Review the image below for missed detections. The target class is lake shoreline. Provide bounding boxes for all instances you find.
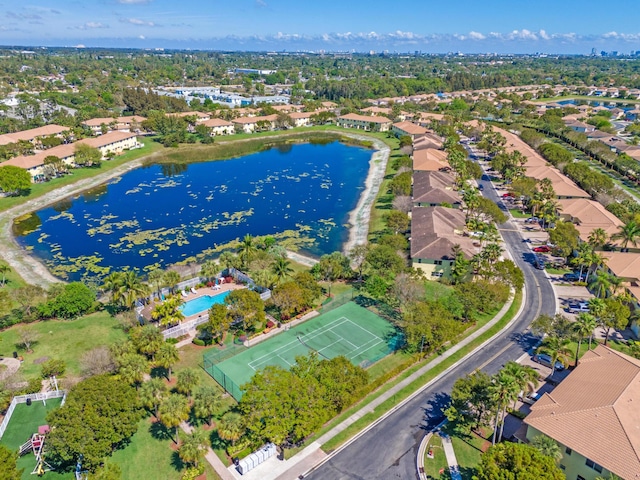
[0,130,388,286]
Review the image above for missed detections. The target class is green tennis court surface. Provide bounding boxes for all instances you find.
[204,302,402,400]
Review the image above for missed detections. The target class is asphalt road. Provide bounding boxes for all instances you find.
[305,161,557,480]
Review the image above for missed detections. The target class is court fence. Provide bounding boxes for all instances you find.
[319,287,354,313]
[202,343,246,401]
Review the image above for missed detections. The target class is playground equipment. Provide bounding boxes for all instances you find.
[18,425,53,476]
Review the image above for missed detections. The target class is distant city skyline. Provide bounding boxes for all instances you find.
[1,0,640,53]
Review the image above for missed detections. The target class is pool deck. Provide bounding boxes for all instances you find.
[141,282,245,321]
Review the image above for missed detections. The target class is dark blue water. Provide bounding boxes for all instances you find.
[15,141,372,281]
[556,99,635,112]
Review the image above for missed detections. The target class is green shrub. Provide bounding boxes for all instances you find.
[192,338,205,347]
[181,465,204,480]
[41,359,66,378]
[165,337,179,344]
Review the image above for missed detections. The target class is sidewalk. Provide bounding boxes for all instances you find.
[440,434,462,480]
[221,287,522,480]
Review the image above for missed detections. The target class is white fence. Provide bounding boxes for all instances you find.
[0,390,66,440]
[162,314,210,339]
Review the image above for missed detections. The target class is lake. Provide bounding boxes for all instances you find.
[14,141,373,281]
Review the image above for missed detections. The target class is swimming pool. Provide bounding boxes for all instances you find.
[180,291,230,317]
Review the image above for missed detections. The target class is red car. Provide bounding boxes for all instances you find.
[501,192,515,198]
[533,246,551,253]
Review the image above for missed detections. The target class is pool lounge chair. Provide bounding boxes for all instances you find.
[181,290,188,297]
[190,287,198,294]
[213,284,221,291]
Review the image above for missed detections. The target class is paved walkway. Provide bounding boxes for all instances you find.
[440,433,462,480]
[0,357,21,381]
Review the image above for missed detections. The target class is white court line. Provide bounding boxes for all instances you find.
[247,315,388,369]
[247,317,351,367]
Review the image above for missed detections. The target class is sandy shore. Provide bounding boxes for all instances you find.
[343,135,390,253]
[0,131,388,286]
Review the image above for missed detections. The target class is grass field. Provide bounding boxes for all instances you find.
[0,398,68,480]
[0,311,127,379]
[205,302,401,400]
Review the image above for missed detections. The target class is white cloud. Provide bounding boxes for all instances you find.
[256,0,267,7]
[468,31,486,40]
[121,17,157,26]
[72,22,109,30]
[139,35,145,39]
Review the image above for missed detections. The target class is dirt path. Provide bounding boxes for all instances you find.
[0,130,387,287]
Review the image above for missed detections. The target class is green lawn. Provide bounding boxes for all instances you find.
[0,398,69,480]
[0,311,127,379]
[424,434,449,479]
[449,430,486,480]
[509,209,529,219]
[424,281,454,302]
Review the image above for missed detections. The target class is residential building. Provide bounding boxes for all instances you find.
[391,121,428,139]
[564,120,595,133]
[201,118,235,136]
[232,114,278,133]
[524,165,590,199]
[3,132,139,180]
[557,198,624,244]
[412,148,449,172]
[337,113,392,132]
[0,124,70,147]
[412,171,461,208]
[601,251,640,335]
[168,111,211,123]
[82,115,146,135]
[289,111,313,127]
[410,206,479,279]
[524,345,640,480]
[413,133,444,151]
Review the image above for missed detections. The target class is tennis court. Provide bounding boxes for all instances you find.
[204,302,402,400]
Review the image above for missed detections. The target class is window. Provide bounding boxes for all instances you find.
[431,272,443,278]
[577,476,585,480]
[565,447,572,455]
[559,464,565,470]
[434,260,443,265]
[585,459,603,473]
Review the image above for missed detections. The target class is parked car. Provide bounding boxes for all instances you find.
[533,245,551,253]
[533,353,565,371]
[502,192,515,198]
[568,302,590,314]
[525,217,539,224]
[520,392,541,405]
[562,272,581,282]
[478,184,484,191]
[534,258,545,270]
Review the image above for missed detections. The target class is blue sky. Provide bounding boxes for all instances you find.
[1,0,640,53]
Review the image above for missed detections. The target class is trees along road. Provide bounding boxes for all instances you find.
[304,168,557,480]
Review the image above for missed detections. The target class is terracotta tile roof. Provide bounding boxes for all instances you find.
[0,124,69,146]
[410,206,479,260]
[558,198,623,229]
[201,118,233,127]
[338,113,391,124]
[393,121,428,136]
[362,106,392,115]
[413,133,444,150]
[232,114,278,124]
[524,165,590,198]
[83,116,146,127]
[525,345,640,479]
[168,111,210,118]
[601,252,640,281]
[288,111,313,119]
[412,148,449,171]
[412,171,461,205]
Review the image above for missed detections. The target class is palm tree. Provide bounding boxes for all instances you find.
[148,268,165,300]
[178,429,210,468]
[200,259,219,283]
[489,370,519,445]
[588,228,608,250]
[103,271,124,306]
[217,411,245,446]
[237,234,256,270]
[588,270,614,298]
[536,336,572,377]
[139,377,168,418]
[611,220,640,252]
[117,353,149,389]
[151,295,185,326]
[531,435,562,462]
[192,384,223,426]
[0,263,11,287]
[158,394,191,444]
[502,361,539,407]
[164,270,181,295]
[176,368,200,399]
[218,251,237,271]
[155,342,180,380]
[573,313,597,365]
[120,270,149,309]
[571,243,593,282]
[272,256,293,285]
